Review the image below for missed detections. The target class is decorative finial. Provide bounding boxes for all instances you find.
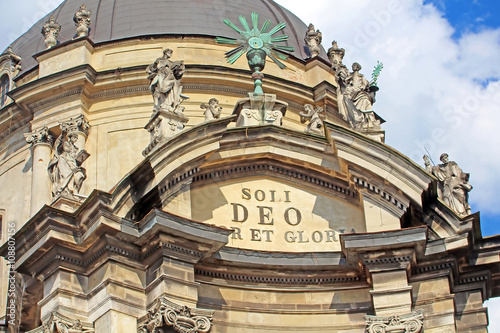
[327,40,345,69]
[216,12,295,94]
[41,16,61,49]
[73,4,92,38]
[304,23,322,58]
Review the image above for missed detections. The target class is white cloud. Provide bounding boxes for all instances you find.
[0,0,60,52]
[1,0,500,329]
[276,0,500,220]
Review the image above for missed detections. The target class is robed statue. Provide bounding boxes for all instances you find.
[48,132,89,198]
[424,153,472,217]
[146,48,186,113]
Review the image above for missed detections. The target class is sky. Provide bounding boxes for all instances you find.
[0,0,499,329]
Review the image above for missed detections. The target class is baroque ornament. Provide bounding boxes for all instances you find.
[216,12,295,94]
[38,312,94,333]
[138,297,213,333]
[146,48,188,113]
[300,104,325,135]
[59,114,90,135]
[365,309,424,333]
[200,98,222,121]
[41,16,61,49]
[73,4,91,38]
[24,126,54,146]
[304,23,322,58]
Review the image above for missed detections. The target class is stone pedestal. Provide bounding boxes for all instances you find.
[25,127,53,216]
[143,111,189,156]
[233,93,287,127]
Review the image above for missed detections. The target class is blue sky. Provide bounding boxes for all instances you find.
[425,0,500,39]
[423,0,500,236]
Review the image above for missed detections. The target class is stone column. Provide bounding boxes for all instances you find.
[24,127,54,216]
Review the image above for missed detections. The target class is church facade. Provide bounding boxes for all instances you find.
[0,1,499,332]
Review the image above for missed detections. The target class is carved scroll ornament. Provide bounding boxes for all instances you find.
[33,312,94,333]
[139,297,213,333]
[365,309,424,333]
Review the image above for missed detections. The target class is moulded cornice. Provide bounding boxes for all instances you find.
[326,120,431,206]
[33,37,95,63]
[341,227,428,266]
[8,64,97,111]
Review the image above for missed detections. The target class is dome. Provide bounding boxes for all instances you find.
[8,0,324,77]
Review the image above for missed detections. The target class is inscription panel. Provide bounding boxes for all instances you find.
[191,178,365,252]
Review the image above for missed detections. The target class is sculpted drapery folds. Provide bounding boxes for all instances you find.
[147,48,186,113]
[48,132,89,199]
[335,62,378,130]
[424,153,473,217]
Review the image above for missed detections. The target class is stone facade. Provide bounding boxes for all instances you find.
[0,1,499,333]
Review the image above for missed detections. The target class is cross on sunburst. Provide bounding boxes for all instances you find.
[216,12,295,69]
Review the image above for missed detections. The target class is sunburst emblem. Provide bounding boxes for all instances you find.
[216,12,295,93]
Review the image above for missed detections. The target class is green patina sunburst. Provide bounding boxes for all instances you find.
[216,12,295,94]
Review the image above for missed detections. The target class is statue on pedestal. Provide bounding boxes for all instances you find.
[146,48,187,113]
[424,153,473,217]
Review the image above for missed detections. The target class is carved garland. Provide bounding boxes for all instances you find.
[139,298,213,333]
[364,309,424,333]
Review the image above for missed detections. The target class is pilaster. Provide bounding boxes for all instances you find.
[341,227,427,331]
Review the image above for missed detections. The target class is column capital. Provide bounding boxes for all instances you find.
[60,114,90,137]
[24,126,54,147]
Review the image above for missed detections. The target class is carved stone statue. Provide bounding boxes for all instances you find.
[73,4,91,38]
[200,98,222,121]
[300,104,325,135]
[146,48,187,113]
[343,62,375,112]
[336,62,378,130]
[424,153,473,217]
[48,132,89,198]
[304,23,322,58]
[41,16,61,49]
